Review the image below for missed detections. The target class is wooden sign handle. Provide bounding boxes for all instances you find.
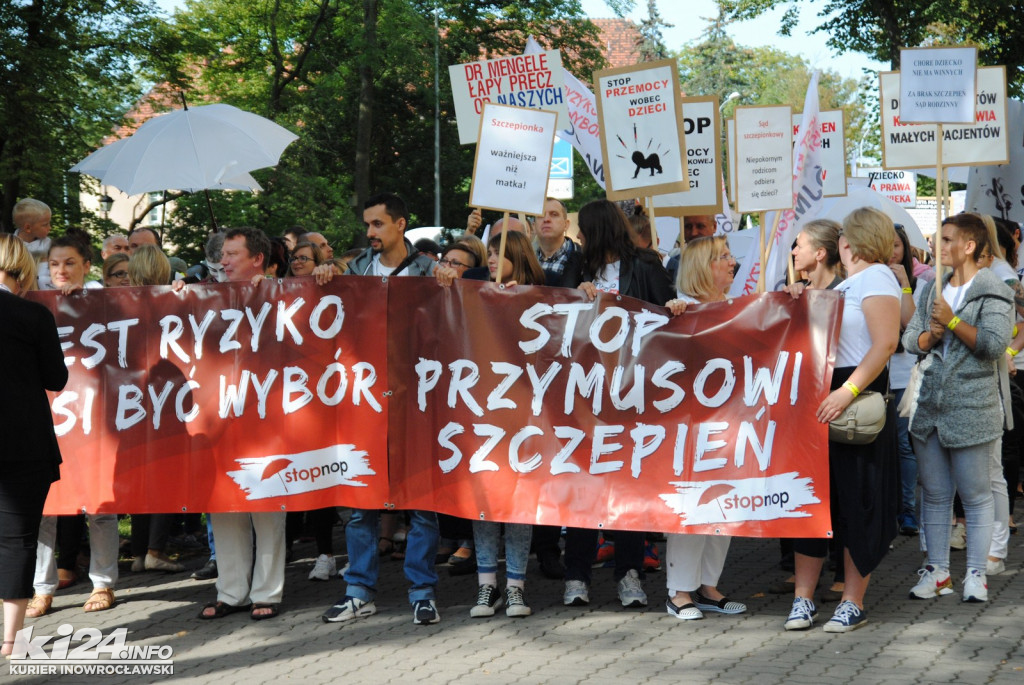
[496,211,510,285]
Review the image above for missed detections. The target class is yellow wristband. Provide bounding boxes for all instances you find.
[842,380,861,397]
[1008,347,1019,357]
[947,316,961,331]
[1014,325,1019,337]
[902,287,912,294]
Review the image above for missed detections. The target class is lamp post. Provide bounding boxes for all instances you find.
[99,193,114,219]
[720,91,740,113]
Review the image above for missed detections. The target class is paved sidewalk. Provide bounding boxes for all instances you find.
[5,524,1023,684]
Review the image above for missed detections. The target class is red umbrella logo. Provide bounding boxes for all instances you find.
[261,458,293,481]
[697,483,736,519]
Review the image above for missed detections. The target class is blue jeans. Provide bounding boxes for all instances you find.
[913,433,995,573]
[473,521,532,581]
[343,509,439,604]
[894,389,918,523]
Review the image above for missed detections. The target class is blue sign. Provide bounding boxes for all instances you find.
[549,139,573,179]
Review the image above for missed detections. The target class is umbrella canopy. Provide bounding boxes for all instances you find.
[70,103,298,195]
[820,184,929,251]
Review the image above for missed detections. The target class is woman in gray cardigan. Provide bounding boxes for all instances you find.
[903,213,1014,603]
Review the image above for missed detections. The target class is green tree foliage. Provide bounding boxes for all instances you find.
[162,0,606,262]
[636,0,673,62]
[0,0,184,233]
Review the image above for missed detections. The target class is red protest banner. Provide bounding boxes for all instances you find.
[387,279,841,538]
[31,278,390,515]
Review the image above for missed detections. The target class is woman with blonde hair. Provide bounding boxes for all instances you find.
[102,253,130,288]
[785,207,902,632]
[128,245,171,286]
[0,235,67,654]
[663,235,745,620]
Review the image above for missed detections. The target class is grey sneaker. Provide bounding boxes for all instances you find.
[505,586,532,618]
[563,580,590,606]
[470,584,502,617]
[321,596,376,623]
[617,569,647,608]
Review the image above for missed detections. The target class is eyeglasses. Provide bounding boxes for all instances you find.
[713,253,735,263]
[289,255,314,263]
[439,258,470,269]
[108,270,129,279]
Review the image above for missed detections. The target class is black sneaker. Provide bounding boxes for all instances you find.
[469,584,503,618]
[413,599,440,625]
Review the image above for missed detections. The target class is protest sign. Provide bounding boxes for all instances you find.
[388,280,841,537]
[449,50,569,145]
[37,278,841,538]
[33,278,390,515]
[653,95,723,217]
[470,103,557,216]
[899,47,977,124]
[726,117,736,205]
[733,106,793,213]
[865,168,917,207]
[594,59,688,201]
[880,66,1008,169]
[965,98,1024,223]
[792,110,846,197]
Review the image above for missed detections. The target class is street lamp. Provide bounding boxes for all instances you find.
[98,193,114,218]
[720,91,740,112]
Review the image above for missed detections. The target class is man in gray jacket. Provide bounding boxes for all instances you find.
[319,193,441,625]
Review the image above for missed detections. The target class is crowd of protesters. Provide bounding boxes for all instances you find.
[1,192,1022,656]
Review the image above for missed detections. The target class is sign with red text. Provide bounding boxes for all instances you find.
[899,47,977,124]
[653,95,723,217]
[880,66,1008,169]
[864,168,917,207]
[388,281,841,538]
[594,59,688,200]
[733,105,794,213]
[33,279,390,515]
[792,110,846,197]
[450,50,569,145]
[470,103,558,216]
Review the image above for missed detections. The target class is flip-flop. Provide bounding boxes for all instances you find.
[197,601,251,619]
[250,603,279,621]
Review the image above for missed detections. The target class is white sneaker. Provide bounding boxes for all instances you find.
[962,569,988,602]
[617,569,647,608]
[986,558,1005,575]
[144,553,185,572]
[563,580,590,606]
[308,554,337,581]
[131,557,145,573]
[909,565,954,599]
[949,522,967,550]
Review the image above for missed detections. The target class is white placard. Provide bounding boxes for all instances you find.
[880,66,1008,169]
[726,118,736,205]
[791,110,846,197]
[653,96,722,216]
[899,47,977,124]
[594,59,687,200]
[864,168,917,207]
[470,104,557,215]
[733,106,794,213]
[449,50,569,145]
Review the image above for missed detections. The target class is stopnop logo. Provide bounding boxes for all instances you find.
[227,444,375,500]
[659,472,820,525]
[8,624,173,676]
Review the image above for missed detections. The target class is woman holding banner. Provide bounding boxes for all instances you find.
[0,235,67,656]
[566,199,674,610]
[435,230,545,617]
[663,235,746,620]
[904,213,1013,603]
[785,207,902,633]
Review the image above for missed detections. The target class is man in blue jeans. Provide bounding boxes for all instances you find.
[318,192,441,625]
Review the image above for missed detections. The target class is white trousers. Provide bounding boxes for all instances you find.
[211,511,286,606]
[665,533,731,594]
[34,514,119,594]
[989,441,1010,560]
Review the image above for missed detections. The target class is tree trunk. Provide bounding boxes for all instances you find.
[352,0,378,246]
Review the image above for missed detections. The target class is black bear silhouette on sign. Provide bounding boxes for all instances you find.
[631,151,663,178]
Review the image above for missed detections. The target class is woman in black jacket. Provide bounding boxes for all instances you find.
[561,199,674,610]
[0,234,68,656]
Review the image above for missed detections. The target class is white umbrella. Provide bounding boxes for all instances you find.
[70,103,297,195]
[820,185,929,251]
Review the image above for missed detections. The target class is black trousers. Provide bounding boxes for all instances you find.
[0,475,51,599]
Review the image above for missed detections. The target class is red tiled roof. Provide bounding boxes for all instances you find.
[591,18,642,68]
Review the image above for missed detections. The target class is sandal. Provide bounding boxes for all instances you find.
[198,601,251,620]
[83,588,115,613]
[3,640,14,659]
[25,594,53,618]
[250,603,279,621]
